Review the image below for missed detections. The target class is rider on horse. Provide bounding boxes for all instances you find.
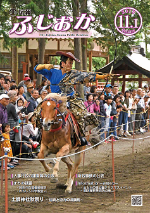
[34,52,110,146]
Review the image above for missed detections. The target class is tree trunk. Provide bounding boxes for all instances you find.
[36,38,46,87]
[12,46,18,84]
[73,0,84,99]
[11,4,18,84]
[74,38,84,98]
[81,38,87,71]
[36,0,49,87]
[144,30,148,55]
[80,0,87,71]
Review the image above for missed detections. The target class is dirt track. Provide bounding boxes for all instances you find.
[0,132,150,213]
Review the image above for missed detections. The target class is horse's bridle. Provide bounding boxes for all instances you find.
[40,98,66,130]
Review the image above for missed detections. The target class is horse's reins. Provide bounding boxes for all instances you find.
[41,98,68,132]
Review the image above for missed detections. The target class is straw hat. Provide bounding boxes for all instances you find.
[56,51,80,62]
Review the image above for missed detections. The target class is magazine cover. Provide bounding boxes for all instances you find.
[0,0,150,212]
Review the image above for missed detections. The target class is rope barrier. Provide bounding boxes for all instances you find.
[0,119,149,144]
[0,136,110,161]
[0,107,149,137]
[1,131,150,161]
[0,115,150,162]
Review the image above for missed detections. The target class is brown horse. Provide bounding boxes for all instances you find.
[38,93,85,193]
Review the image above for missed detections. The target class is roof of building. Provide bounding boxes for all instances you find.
[98,53,150,77]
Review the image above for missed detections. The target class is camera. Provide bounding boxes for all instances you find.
[21,113,26,118]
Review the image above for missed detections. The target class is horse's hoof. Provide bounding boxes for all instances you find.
[50,177,58,183]
[65,188,72,193]
[45,166,51,172]
[56,184,67,189]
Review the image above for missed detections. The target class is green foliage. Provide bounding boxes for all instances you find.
[126,82,138,90]
[91,0,150,61]
[1,0,150,67]
[126,75,139,90]
[50,56,60,65]
[86,57,106,71]
[92,57,106,71]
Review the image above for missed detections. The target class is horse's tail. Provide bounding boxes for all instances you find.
[88,127,103,149]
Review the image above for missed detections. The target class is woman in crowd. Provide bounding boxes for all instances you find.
[10,85,18,93]
[38,78,48,94]
[122,90,132,137]
[22,112,39,158]
[109,94,121,140]
[90,85,97,94]
[84,93,100,114]
[128,97,138,135]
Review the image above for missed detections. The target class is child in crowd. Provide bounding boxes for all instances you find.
[15,98,24,113]
[99,93,106,140]
[2,123,18,169]
[109,94,121,141]
[104,96,112,143]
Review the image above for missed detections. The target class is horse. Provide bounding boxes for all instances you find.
[37,93,86,193]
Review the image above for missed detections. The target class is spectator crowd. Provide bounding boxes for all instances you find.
[0,73,51,170]
[0,71,150,169]
[84,83,150,143]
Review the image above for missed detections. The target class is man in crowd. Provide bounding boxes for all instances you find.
[135,88,144,133]
[0,74,5,95]
[132,89,137,99]
[0,94,9,128]
[37,90,48,104]
[45,84,51,94]
[3,79,10,93]
[84,83,91,101]
[112,84,119,98]
[22,76,31,93]
[27,90,39,113]
[104,84,113,98]
[144,85,149,94]
[136,88,142,99]
[25,83,34,101]
[18,74,30,87]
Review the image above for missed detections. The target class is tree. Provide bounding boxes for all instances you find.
[91,0,150,61]
[0,0,27,83]
[73,0,84,99]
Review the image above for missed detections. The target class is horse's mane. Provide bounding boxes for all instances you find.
[44,93,67,113]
